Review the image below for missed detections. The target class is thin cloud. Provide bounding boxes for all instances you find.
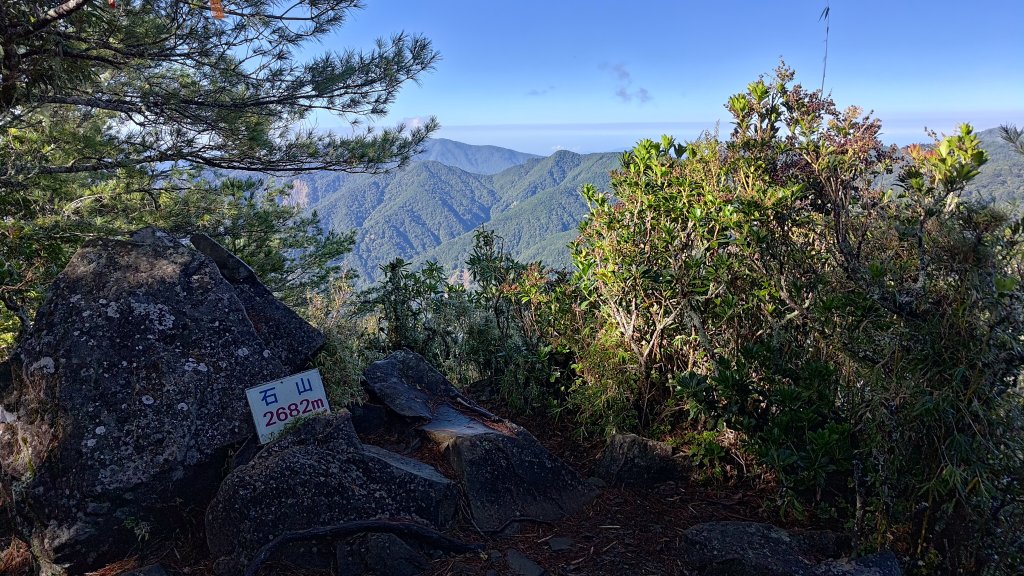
[527,85,556,96]
[601,62,652,104]
[403,116,429,129]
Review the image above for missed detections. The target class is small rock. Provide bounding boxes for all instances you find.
[813,550,902,576]
[681,521,815,576]
[593,433,681,486]
[547,536,574,551]
[506,548,546,576]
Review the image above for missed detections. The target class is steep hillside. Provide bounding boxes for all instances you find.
[345,161,498,277]
[966,127,1024,206]
[418,151,620,273]
[306,147,620,282]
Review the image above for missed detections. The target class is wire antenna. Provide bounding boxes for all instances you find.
[819,2,830,93]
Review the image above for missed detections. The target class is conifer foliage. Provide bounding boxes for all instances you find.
[0,1,438,348]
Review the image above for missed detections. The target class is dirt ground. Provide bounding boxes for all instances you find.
[413,408,776,576]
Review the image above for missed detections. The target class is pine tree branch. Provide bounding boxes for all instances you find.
[9,0,94,41]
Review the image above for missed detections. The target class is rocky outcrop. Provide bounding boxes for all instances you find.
[681,522,902,576]
[205,412,459,574]
[592,433,684,486]
[0,231,323,575]
[363,350,597,532]
[189,233,324,373]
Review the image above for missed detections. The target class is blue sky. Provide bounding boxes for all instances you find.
[309,1,1024,155]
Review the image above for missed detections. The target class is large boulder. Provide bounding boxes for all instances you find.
[190,233,324,373]
[364,351,597,532]
[205,412,459,574]
[592,433,683,487]
[0,231,323,575]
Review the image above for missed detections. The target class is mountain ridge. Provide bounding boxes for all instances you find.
[297,129,1022,284]
[302,145,619,282]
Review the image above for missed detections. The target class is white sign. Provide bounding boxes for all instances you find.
[245,368,331,444]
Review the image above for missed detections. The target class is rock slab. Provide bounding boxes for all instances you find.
[364,351,597,532]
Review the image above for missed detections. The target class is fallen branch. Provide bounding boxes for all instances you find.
[482,516,556,535]
[243,519,482,576]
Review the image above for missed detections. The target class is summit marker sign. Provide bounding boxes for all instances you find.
[245,368,331,443]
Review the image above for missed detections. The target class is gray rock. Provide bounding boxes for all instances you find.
[335,532,427,576]
[592,433,681,486]
[681,522,815,576]
[506,548,545,576]
[814,551,902,576]
[442,420,596,532]
[190,233,324,372]
[205,412,458,574]
[547,536,574,551]
[363,350,454,419]
[0,234,306,575]
[363,351,596,532]
[681,522,901,576]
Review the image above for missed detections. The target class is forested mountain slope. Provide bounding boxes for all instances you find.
[296,129,1023,283]
[301,145,619,282]
[966,127,1024,205]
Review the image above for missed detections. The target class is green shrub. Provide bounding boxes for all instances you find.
[305,279,375,407]
[550,65,1024,573]
[358,230,555,409]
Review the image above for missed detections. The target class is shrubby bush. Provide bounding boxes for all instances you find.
[356,230,553,408]
[305,278,375,407]
[522,66,1024,574]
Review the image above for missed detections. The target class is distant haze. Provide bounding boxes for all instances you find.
[308,1,1024,156]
